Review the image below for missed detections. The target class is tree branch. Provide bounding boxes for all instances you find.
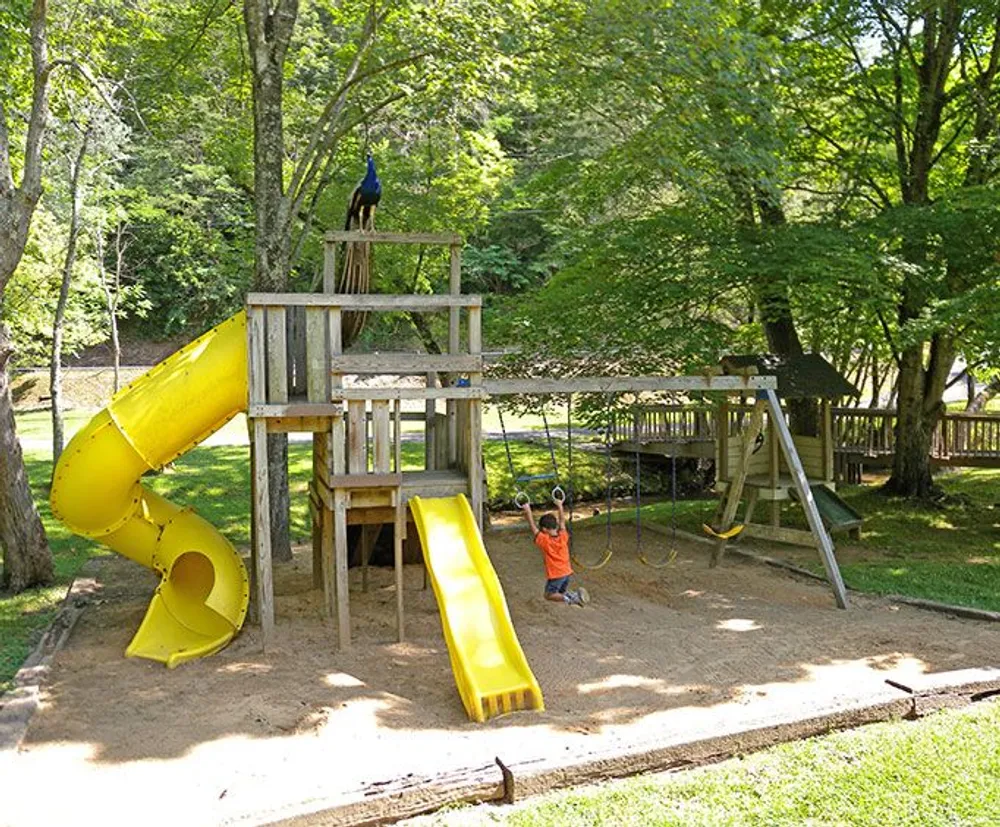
[875,307,902,369]
[0,100,14,195]
[285,6,381,204]
[22,0,51,203]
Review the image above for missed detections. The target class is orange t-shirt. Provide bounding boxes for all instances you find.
[534,529,572,579]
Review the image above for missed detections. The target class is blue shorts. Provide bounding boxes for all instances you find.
[545,576,572,595]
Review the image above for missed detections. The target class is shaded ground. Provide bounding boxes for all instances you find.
[3,524,999,826]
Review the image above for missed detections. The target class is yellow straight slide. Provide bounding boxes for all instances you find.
[410,495,543,722]
[50,312,250,668]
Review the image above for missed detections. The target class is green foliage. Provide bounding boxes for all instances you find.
[3,207,107,365]
[118,147,254,334]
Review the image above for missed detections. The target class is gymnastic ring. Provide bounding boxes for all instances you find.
[551,485,566,504]
[514,491,530,508]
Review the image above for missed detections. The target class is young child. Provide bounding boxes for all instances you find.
[521,498,590,606]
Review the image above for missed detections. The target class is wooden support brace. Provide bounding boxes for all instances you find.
[710,399,766,567]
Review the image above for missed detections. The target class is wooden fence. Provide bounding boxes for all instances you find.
[614,404,1000,468]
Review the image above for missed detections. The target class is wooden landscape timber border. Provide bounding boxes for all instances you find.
[261,668,1000,826]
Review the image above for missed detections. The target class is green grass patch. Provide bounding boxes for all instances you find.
[13,409,95,442]
[1,452,107,694]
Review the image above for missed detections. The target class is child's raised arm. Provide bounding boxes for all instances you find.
[555,498,566,531]
[521,502,539,535]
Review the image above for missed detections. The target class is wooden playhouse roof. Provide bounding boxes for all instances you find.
[720,353,860,400]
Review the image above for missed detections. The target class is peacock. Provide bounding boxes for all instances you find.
[344,154,382,231]
[339,154,381,347]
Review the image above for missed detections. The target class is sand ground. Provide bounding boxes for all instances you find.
[3,524,998,826]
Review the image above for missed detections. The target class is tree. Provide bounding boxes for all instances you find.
[241,0,532,557]
[0,0,54,591]
[804,1,1000,497]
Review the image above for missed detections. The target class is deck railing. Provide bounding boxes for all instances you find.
[614,404,1000,466]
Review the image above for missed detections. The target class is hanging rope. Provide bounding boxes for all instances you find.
[572,394,613,570]
[499,400,564,507]
[566,393,574,543]
[639,446,679,569]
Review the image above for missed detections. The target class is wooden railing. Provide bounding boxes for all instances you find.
[245,293,483,413]
[615,404,1000,467]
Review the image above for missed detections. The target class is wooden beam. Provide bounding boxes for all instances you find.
[305,305,329,403]
[265,416,332,433]
[330,472,403,489]
[248,306,267,407]
[330,353,482,374]
[323,230,462,245]
[328,387,487,401]
[483,376,777,394]
[247,293,481,310]
[741,522,818,547]
[764,388,849,609]
[395,494,405,642]
[322,239,337,292]
[266,306,288,404]
[334,488,350,649]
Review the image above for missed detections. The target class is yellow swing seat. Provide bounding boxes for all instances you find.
[702,523,745,540]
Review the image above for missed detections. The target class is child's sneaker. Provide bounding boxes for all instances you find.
[576,586,590,605]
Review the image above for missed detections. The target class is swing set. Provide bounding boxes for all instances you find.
[497,393,683,571]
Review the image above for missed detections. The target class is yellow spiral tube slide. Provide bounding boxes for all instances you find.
[50,312,250,668]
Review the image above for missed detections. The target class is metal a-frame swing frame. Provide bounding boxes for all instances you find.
[705,388,849,609]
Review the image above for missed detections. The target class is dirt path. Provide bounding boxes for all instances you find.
[3,525,999,826]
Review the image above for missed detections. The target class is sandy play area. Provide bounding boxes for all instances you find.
[3,523,1000,826]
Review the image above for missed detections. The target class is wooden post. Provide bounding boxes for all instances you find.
[266,306,288,404]
[248,306,274,648]
[323,238,338,293]
[764,389,849,609]
[821,400,834,483]
[393,399,404,641]
[447,243,461,468]
[716,400,730,486]
[425,373,437,470]
[710,399,766,567]
[251,419,274,648]
[768,414,780,528]
[468,304,483,526]
[332,412,350,648]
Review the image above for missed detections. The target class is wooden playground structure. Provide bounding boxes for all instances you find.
[245,232,850,653]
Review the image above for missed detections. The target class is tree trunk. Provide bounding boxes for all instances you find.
[884,334,954,498]
[0,327,52,591]
[96,219,125,394]
[51,131,90,465]
[966,376,999,413]
[754,193,818,436]
[244,0,299,564]
[0,0,54,591]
